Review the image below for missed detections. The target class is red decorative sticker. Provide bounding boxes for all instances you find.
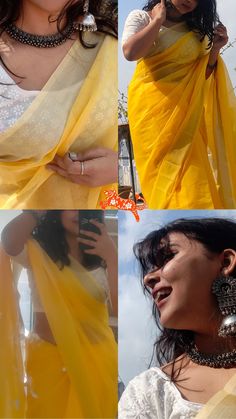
[100,190,147,222]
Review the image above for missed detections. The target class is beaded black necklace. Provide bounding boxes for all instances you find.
[185,341,236,368]
[4,21,75,48]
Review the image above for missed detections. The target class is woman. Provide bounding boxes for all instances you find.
[0,0,118,209]
[122,0,236,209]
[0,210,118,418]
[119,217,236,418]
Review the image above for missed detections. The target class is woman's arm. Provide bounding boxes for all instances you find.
[123,2,166,61]
[206,23,228,79]
[1,211,43,256]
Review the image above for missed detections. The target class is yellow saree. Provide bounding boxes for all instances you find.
[0,241,117,418]
[128,29,236,209]
[195,374,236,418]
[0,34,117,209]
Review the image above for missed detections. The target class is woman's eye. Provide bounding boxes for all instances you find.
[162,252,176,263]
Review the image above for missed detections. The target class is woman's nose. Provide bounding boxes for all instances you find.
[143,269,160,289]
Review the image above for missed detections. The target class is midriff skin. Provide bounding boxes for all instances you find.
[33,312,56,345]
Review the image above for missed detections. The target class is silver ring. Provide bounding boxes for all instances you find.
[80,161,85,176]
[68,152,78,161]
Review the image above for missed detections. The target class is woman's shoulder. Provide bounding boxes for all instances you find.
[119,367,202,419]
[122,10,151,45]
[125,9,151,26]
[119,368,171,419]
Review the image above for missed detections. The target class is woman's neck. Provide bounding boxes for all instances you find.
[15,2,66,35]
[194,331,236,354]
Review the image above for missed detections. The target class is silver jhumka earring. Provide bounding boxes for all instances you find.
[75,0,97,32]
[212,275,236,337]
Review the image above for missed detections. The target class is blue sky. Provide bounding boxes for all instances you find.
[119,0,236,95]
[119,209,236,385]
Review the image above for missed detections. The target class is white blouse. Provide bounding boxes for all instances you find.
[0,65,38,132]
[122,9,152,46]
[119,368,203,419]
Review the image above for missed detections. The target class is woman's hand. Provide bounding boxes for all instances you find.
[206,23,228,79]
[77,220,116,262]
[212,23,228,51]
[151,0,166,25]
[47,148,118,187]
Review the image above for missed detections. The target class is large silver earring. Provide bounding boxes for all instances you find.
[75,0,97,32]
[212,275,236,337]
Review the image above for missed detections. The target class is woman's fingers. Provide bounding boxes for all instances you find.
[89,219,105,232]
[77,237,96,247]
[47,163,69,178]
[79,229,99,240]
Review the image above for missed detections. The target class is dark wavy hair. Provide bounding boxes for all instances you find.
[143,0,219,47]
[0,0,117,81]
[32,210,105,270]
[134,218,236,380]
[0,0,118,41]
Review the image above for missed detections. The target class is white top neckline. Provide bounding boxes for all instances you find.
[0,64,40,94]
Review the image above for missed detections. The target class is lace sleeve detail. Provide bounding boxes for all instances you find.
[121,9,151,46]
[119,371,161,419]
[118,368,203,419]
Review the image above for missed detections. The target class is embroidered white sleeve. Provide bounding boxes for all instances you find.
[122,10,151,46]
[119,368,203,419]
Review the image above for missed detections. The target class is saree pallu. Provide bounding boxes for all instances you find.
[0,241,117,418]
[195,374,236,418]
[128,31,236,209]
[0,34,117,209]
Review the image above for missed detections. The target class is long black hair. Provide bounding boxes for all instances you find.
[32,210,105,270]
[134,218,236,380]
[143,0,219,47]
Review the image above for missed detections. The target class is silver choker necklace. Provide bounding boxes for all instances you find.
[4,21,75,48]
[185,342,236,368]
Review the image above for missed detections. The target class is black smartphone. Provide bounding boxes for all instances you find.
[78,210,105,269]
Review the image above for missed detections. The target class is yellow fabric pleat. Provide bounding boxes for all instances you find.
[195,374,236,418]
[128,31,236,209]
[26,240,117,418]
[0,241,117,418]
[0,35,117,209]
[0,247,25,418]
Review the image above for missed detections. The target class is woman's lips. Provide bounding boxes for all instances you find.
[153,287,172,309]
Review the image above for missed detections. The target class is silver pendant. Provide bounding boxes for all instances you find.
[74,13,97,32]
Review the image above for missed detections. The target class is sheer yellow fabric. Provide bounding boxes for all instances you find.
[195,374,236,418]
[0,241,117,418]
[128,31,236,209]
[0,35,117,209]
[0,247,25,418]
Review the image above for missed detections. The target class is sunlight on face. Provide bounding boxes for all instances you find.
[145,232,222,333]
